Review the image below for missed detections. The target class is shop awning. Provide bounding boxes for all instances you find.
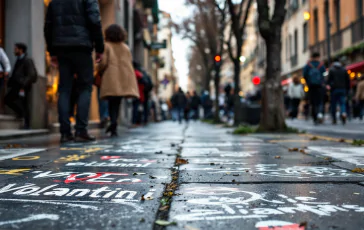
[346,60,364,72]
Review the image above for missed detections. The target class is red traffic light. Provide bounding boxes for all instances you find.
[252,76,261,85]
[214,55,221,62]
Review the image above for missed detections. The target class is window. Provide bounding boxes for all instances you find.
[314,8,319,43]
[294,29,298,56]
[303,22,308,51]
[357,0,363,19]
[334,0,340,31]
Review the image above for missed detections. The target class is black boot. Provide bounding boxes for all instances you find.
[109,124,118,137]
[61,133,74,143]
[74,132,96,142]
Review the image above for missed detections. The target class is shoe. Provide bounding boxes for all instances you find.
[100,118,109,128]
[332,119,337,125]
[61,134,74,143]
[341,113,347,125]
[106,124,117,137]
[74,132,96,142]
[111,131,118,137]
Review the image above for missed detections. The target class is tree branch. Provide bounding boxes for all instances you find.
[257,0,271,40]
[239,0,253,36]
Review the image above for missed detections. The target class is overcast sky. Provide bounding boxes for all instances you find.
[159,0,191,90]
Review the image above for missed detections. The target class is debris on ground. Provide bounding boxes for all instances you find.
[176,158,189,165]
[352,168,364,173]
[155,220,177,226]
[275,156,281,159]
[289,148,299,152]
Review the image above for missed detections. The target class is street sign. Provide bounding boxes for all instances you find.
[150,40,167,49]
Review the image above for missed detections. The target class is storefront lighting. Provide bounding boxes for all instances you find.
[304,85,309,92]
[358,73,362,78]
[239,91,244,97]
[239,56,246,63]
[350,72,356,79]
[300,78,306,84]
[348,70,352,74]
[303,12,311,21]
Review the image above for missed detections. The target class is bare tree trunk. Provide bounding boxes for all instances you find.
[233,60,241,126]
[258,36,287,131]
[214,69,220,122]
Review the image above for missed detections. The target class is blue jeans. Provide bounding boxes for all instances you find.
[97,87,109,120]
[132,99,140,124]
[331,89,346,119]
[57,52,93,135]
[177,106,184,123]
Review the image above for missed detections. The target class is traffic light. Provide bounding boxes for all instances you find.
[252,76,261,85]
[214,55,221,63]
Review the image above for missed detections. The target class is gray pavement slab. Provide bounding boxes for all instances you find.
[0,182,164,230]
[179,163,364,183]
[168,183,364,230]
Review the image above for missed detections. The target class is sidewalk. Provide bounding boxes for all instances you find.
[0,122,363,229]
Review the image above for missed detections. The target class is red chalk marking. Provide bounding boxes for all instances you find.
[259,224,305,230]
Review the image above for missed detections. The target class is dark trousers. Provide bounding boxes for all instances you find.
[330,89,347,120]
[5,86,31,127]
[132,99,140,124]
[108,97,122,126]
[57,52,93,135]
[143,96,149,124]
[308,86,323,121]
[289,98,301,118]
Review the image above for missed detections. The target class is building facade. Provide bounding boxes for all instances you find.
[281,0,310,85]
[309,0,364,76]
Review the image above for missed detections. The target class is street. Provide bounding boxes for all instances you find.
[0,122,363,229]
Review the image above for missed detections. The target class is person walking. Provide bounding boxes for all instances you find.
[288,76,304,119]
[327,59,350,124]
[176,88,187,124]
[190,91,201,120]
[303,52,326,124]
[98,24,139,136]
[5,43,38,129]
[44,0,104,143]
[0,46,11,112]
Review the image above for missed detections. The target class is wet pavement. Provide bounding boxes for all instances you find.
[0,122,363,229]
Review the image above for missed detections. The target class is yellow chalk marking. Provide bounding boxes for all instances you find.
[54,154,90,163]
[0,168,31,175]
[12,156,40,161]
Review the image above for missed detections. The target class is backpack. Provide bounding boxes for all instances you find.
[307,62,324,86]
[142,74,153,93]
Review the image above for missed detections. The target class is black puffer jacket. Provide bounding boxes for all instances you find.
[44,0,104,55]
[327,62,350,91]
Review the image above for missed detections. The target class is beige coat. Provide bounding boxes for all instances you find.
[356,80,364,101]
[98,42,140,99]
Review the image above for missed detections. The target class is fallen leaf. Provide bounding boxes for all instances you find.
[226,172,231,175]
[155,220,177,226]
[149,175,157,179]
[159,205,170,211]
[299,221,308,227]
[299,149,307,154]
[210,163,215,165]
[172,176,178,181]
[310,136,319,141]
[275,156,281,159]
[245,170,249,173]
[140,218,145,223]
[155,151,163,154]
[141,195,145,201]
[176,158,189,165]
[289,148,299,152]
[352,168,364,173]
[146,196,154,200]
[233,174,240,176]
[232,179,236,183]
[164,191,174,197]
[339,138,346,143]
[324,157,332,161]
